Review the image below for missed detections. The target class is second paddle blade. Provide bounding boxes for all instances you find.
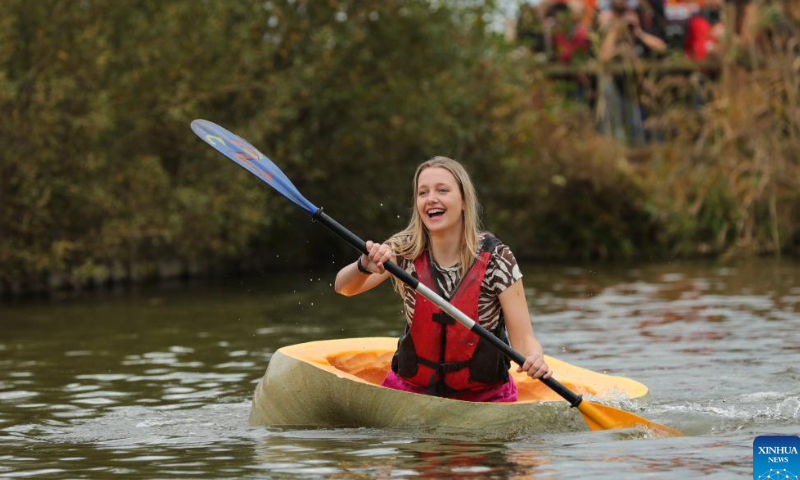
[578,400,683,437]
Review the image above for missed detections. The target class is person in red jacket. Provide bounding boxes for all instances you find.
[335,157,551,402]
[685,0,725,60]
[547,2,591,64]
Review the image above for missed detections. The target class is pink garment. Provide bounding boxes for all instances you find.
[381,370,518,403]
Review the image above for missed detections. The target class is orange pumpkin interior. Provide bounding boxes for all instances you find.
[280,338,647,403]
[324,349,598,402]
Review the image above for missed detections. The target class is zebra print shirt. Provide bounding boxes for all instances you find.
[395,233,522,330]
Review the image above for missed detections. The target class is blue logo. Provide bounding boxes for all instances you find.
[754,436,800,480]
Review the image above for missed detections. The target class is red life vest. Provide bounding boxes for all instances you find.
[391,235,511,396]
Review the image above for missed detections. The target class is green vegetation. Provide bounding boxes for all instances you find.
[0,0,798,293]
[640,0,800,258]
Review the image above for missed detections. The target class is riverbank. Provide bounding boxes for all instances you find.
[2,2,797,295]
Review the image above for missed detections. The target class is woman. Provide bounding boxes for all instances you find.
[334,157,550,402]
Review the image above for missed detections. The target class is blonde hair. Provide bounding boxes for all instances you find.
[388,156,483,283]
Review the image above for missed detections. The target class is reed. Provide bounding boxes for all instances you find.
[641,0,800,257]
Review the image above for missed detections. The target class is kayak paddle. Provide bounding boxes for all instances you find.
[190,119,683,438]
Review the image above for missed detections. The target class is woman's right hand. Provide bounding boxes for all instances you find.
[362,240,394,274]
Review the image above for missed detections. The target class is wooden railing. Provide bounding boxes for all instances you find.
[540,58,721,78]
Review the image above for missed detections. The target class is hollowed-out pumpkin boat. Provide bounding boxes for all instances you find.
[249,337,650,433]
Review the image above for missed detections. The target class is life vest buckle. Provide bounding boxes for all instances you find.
[438,360,470,373]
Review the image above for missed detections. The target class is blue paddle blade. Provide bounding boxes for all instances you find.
[191,119,318,216]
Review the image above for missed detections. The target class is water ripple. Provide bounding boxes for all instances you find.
[1,261,799,479]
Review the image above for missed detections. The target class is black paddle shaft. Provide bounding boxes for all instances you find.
[313,209,584,408]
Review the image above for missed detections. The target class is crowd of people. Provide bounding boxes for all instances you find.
[516,0,727,65]
[514,0,728,144]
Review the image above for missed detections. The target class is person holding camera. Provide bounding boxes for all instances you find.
[595,0,666,145]
[598,0,666,62]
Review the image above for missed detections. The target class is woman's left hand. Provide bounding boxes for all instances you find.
[517,352,552,379]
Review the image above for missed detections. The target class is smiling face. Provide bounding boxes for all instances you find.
[415,167,465,235]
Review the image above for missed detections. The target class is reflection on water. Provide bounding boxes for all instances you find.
[0,259,798,478]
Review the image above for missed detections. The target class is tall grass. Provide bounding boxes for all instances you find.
[642,0,800,257]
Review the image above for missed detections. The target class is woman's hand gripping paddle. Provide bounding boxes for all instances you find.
[190,119,683,438]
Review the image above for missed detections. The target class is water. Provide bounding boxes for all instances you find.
[1,259,798,478]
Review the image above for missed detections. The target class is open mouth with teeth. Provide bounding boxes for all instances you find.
[427,208,445,219]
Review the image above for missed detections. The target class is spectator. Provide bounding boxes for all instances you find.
[598,0,667,62]
[596,0,666,145]
[516,2,549,59]
[638,0,668,51]
[684,0,725,61]
[546,1,591,64]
